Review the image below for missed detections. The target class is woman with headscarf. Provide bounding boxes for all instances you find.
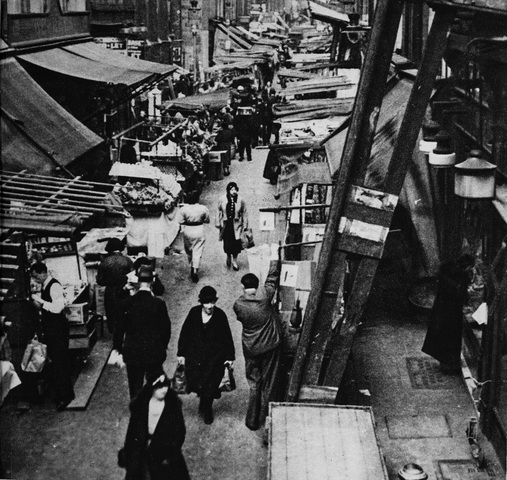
[216,182,248,271]
[97,238,134,334]
[120,374,190,480]
[177,286,235,425]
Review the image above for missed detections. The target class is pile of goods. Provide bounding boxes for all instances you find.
[115,182,177,213]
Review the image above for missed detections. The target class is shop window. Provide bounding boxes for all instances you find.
[7,0,48,14]
[59,0,87,13]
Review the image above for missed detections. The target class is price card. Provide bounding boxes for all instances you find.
[260,211,275,231]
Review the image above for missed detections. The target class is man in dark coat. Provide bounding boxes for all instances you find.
[30,262,75,411]
[234,111,256,162]
[97,238,133,334]
[233,260,281,430]
[113,265,171,399]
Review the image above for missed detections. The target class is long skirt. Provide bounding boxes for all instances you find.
[222,219,242,256]
[182,225,206,269]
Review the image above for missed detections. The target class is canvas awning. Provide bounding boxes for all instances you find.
[17,41,177,88]
[1,58,103,173]
[308,0,350,24]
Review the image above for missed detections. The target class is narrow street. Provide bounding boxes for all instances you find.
[2,147,278,480]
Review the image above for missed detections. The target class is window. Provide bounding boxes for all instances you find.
[59,0,87,13]
[7,0,48,14]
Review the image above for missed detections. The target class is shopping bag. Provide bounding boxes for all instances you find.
[171,364,188,394]
[240,228,255,250]
[219,365,236,393]
[21,335,48,373]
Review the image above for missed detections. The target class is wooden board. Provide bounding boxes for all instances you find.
[66,339,111,410]
[268,403,388,480]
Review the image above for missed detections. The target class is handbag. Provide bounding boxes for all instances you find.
[21,335,48,373]
[240,227,255,250]
[171,364,188,394]
[219,365,236,393]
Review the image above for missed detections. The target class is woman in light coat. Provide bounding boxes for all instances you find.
[216,182,248,271]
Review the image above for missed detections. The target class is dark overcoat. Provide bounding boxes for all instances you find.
[422,260,472,368]
[177,306,235,398]
[114,290,171,367]
[123,388,190,480]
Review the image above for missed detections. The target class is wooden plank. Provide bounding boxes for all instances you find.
[323,7,456,390]
[286,0,406,403]
[298,385,338,403]
[66,338,111,410]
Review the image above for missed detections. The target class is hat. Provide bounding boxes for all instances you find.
[137,265,154,282]
[152,374,171,389]
[237,85,244,91]
[198,286,218,303]
[105,238,125,253]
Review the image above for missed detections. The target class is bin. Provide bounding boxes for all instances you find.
[208,151,226,181]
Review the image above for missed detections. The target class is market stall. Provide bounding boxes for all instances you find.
[0,171,126,408]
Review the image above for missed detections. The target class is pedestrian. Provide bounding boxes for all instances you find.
[213,121,236,176]
[177,286,235,425]
[177,193,211,283]
[120,374,190,480]
[233,259,282,431]
[113,265,171,399]
[216,182,248,271]
[30,262,75,411]
[96,238,133,334]
[132,256,165,296]
[119,139,138,164]
[234,109,255,162]
[422,253,475,373]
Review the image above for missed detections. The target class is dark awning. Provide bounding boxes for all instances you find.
[1,58,103,172]
[17,41,177,87]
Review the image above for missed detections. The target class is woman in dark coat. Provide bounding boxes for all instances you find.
[422,253,475,373]
[177,286,235,425]
[213,121,236,176]
[121,375,190,480]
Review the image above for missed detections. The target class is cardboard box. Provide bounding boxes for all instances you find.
[65,303,88,324]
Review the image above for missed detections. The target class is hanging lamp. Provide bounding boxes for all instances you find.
[428,130,456,167]
[454,150,496,199]
[419,120,440,153]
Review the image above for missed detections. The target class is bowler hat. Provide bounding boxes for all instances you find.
[137,265,154,282]
[105,238,125,253]
[198,286,218,303]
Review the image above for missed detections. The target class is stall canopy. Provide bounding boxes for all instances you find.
[307,0,350,24]
[1,58,103,173]
[0,171,122,237]
[17,41,177,88]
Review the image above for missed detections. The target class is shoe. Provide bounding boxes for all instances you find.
[247,158,252,162]
[232,262,239,271]
[56,399,72,412]
[191,268,199,283]
[238,157,244,162]
[203,409,214,425]
[226,256,232,267]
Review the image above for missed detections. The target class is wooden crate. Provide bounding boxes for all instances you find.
[268,403,388,480]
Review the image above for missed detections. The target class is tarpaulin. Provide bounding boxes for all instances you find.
[1,57,103,172]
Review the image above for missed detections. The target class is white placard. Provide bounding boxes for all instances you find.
[280,264,298,287]
[259,211,275,231]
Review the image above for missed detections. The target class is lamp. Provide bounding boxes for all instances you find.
[419,120,440,153]
[454,150,496,199]
[428,130,456,167]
